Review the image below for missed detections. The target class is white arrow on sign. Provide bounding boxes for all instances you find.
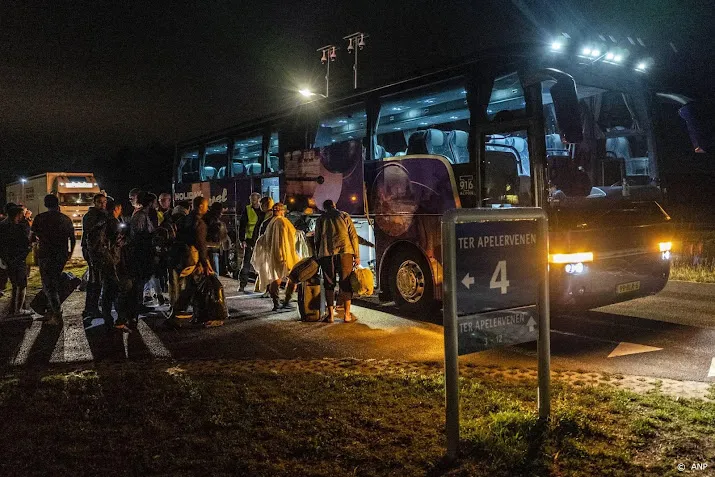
[461,273,475,289]
[526,317,537,333]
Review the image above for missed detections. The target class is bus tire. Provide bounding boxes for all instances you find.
[389,248,437,315]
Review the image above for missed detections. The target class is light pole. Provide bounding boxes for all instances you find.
[20,178,27,204]
[343,32,368,89]
[316,44,337,97]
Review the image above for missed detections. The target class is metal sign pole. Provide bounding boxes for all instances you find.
[442,212,460,461]
[537,216,551,419]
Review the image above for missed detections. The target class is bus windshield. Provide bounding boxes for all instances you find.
[542,80,656,203]
[59,193,95,206]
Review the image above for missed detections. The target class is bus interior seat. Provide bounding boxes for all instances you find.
[216,167,226,179]
[203,166,216,180]
[606,136,632,160]
[449,130,470,164]
[246,163,262,175]
[407,129,454,162]
[394,151,407,156]
[486,136,528,174]
[269,155,280,172]
[231,162,245,176]
[545,133,565,151]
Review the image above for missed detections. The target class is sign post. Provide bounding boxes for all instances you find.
[442,208,550,460]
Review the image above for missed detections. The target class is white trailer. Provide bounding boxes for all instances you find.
[5,172,101,237]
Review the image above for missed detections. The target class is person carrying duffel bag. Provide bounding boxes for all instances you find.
[349,266,374,297]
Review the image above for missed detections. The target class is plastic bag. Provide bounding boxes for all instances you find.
[349,267,374,296]
[193,273,228,323]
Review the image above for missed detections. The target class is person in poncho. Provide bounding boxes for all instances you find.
[251,202,300,311]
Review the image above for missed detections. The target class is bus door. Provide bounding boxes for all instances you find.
[475,122,536,208]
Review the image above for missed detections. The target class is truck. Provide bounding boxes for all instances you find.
[5,172,101,238]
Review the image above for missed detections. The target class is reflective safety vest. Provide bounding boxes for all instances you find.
[245,205,259,239]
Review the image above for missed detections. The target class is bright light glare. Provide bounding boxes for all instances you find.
[605,52,615,60]
[636,62,647,71]
[614,54,623,62]
[590,49,600,57]
[20,178,27,183]
[549,252,594,264]
[658,241,672,252]
[299,89,315,97]
[582,47,592,56]
[551,41,562,51]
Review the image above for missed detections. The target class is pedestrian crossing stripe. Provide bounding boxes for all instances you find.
[607,342,663,358]
[50,313,93,363]
[10,316,171,365]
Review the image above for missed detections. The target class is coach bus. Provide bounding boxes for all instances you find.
[174,40,710,314]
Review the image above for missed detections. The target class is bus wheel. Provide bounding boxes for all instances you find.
[390,249,436,315]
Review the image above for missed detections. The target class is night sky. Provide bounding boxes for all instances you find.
[1,0,713,196]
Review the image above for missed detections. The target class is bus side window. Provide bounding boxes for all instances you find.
[484,130,533,206]
[231,135,263,177]
[377,80,470,163]
[203,141,228,181]
[314,106,367,149]
[179,150,200,184]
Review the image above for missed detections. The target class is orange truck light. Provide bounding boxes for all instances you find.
[548,252,594,264]
[658,241,672,252]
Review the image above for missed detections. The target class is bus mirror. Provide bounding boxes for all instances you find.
[678,102,714,154]
[550,78,583,144]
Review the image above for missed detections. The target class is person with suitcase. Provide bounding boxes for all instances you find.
[0,205,32,316]
[314,199,360,324]
[31,194,76,325]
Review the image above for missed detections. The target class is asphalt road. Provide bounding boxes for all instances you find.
[1,279,714,383]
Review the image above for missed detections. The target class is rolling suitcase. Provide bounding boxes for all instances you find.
[30,271,82,315]
[298,276,321,322]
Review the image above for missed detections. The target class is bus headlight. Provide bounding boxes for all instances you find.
[658,241,672,252]
[564,262,585,274]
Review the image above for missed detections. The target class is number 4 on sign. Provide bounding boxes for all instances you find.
[490,260,510,294]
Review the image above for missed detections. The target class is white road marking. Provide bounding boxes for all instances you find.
[708,357,715,378]
[136,318,172,358]
[50,313,93,363]
[11,320,43,366]
[607,342,663,358]
[123,332,129,359]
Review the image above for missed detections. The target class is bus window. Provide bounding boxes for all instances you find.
[313,106,367,148]
[231,135,263,177]
[485,129,533,207]
[178,150,200,183]
[487,73,526,121]
[377,80,470,163]
[542,81,652,198]
[268,132,280,172]
[203,141,228,181]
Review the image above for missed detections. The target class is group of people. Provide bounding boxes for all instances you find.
[1,188,363,327]
[238,193,361,324]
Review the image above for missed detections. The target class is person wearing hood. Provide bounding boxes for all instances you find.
[251,202,300,311]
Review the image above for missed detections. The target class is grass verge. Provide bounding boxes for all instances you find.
[0,360,712,476]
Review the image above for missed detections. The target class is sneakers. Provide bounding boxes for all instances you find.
[238,284,246,292]
[280,301,293,310]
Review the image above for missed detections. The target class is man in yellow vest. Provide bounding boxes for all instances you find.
[237,192,265,291]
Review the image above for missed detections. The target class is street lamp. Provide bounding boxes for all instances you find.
[299,88,327,99]
[316,44,338,97]
[343,32,368,89]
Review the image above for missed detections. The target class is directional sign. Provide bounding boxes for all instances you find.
[442,208,550,459]
[457,306,538,355]
[455,220,540,316]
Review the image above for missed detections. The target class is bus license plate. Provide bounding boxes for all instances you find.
[616,281,640,294]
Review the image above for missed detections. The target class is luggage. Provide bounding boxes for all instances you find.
[192,273,228,323]
[30,271,82,315]
[350,267,374,296]
[288,256,320,283]
[298,277,321,322]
